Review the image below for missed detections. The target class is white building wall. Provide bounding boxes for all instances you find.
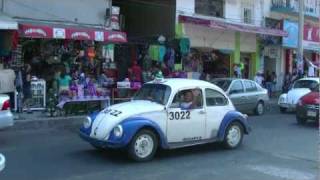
[176,0,195,15]
[3,0,110,26]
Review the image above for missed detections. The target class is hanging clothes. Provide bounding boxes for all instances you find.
[179,38,190,55]
[148,45,160,61]
[159,45,166,62]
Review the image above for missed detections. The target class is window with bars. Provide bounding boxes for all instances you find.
[241,0,254,24]
[195,0,224,18]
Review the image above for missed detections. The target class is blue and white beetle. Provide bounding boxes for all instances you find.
[80,79,251,161]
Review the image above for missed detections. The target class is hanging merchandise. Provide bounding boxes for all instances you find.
[179,38,190,55]
[148,45,160,61]
[159,45,166,62]
[165,48,175,71]
[102,44,114,62]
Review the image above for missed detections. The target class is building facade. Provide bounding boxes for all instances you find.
[263,0,320,90]
[176,0,286,79]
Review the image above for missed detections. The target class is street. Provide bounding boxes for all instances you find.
[0,109,318,180]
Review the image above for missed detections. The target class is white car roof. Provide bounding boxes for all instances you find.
[149,78,221,92]
[297,77,320,82]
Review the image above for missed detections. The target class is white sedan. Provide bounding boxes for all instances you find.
[0,95,14,129]
[278,77,319,113]
[80,79,251,161]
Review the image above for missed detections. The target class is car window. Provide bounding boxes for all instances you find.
[230,81,244,94]
[244,81,258,92]
[211,79,232,91]
[293,80,318,90]
[133,84,171,105]
[170,88,203,109]
[205,89,228,106]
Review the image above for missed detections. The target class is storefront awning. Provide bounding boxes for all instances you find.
[179,15,288,37]
[0,14,18,30]
[18,23,127,43]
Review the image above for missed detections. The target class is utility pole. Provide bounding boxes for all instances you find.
[297,0,304,76]
[1,0,4,12]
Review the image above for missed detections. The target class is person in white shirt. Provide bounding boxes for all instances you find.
[254,72,264,86]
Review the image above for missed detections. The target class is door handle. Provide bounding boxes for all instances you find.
[199,110,206,114]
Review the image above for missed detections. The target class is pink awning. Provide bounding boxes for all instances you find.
[19,23,127,43]
[179,15,288,37]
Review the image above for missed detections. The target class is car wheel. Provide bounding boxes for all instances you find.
[296,115,307,125]
[255,101,264,116]
[280,107,287,113]
[223,122,244,149]
[128,129,158,162]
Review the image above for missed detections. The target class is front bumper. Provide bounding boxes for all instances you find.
[278,103,296,109]
[0,111,14,129]
[79,131,127,149]
[296,104,319,121]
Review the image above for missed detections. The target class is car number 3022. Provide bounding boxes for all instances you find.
[169,111,190,120]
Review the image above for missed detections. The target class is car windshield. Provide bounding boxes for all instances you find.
[133,84,171,105]
[211,79,232,91]
[293,80,318,90]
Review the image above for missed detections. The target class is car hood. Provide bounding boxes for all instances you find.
[90,100,165,140]
[287,88,311,105]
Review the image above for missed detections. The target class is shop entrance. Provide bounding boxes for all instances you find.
[240,53,251,79]
[264,57,276,74]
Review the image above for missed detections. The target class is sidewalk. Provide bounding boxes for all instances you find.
[11,111,85,131]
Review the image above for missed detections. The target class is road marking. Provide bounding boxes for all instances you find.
[247,165,316,180]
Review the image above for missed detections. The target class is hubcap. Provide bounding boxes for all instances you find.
[134,134,154,158]
[227,126,241,147]
[257,103,264,114]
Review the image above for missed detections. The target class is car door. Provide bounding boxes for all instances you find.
[166,88,206,143]
[243,80,259,111]
[204,88,232,139]
[228,80,246,112]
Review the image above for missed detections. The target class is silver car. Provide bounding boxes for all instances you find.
[212,78,269,115]
[0,94,14,129]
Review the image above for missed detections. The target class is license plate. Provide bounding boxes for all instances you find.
[307,110,317,117]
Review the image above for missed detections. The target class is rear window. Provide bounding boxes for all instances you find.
[244,81,258,92]
[293,80,318,90]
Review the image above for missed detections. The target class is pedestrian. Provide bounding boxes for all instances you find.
[271,72,277,97]
[265,71,272,98]
[23,64,32,113]
[282,73,291,93]
[254,71,264,86]
[57,68,72,93]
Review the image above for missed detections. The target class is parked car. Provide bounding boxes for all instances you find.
[278,77,319,113]
[0,94,14,129]
[211,78,269,115]
[0,153,5,172]
[296,85,319,124]
[80,79,250,161]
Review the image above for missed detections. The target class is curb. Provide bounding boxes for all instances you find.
[9,116,86,131]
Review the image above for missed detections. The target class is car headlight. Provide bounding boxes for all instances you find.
[113,125,123,138]
[83,116,92,129]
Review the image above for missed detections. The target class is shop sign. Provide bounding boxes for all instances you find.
[105,32,127,43]
[53,28,66,39]
[283,20,320,51]
[66,29,94,40]
[179,15,288,37]
[95,31,104,41]
[19,24,53,38]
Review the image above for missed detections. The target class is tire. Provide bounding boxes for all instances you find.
[128,129,158,162]
[280,107,287,113]
[296,115,307,125]
[223,122,244,149]
[255,101,264,116]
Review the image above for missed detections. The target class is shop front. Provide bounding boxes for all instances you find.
[178,15,287,80]
[9,22,127,114]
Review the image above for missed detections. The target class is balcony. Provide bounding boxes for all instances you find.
[270,0,319,18]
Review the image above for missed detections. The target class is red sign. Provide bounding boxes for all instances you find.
[179,15,288,37]
[19,24,53,38]
[105,31,127,43]
[19,23,127,43]
[65,28,95,40]
[304,25,320,42]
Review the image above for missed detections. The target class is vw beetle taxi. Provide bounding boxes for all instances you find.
[80,79,250,161]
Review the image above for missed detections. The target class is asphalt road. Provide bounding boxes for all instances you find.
[0,110,318,180]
